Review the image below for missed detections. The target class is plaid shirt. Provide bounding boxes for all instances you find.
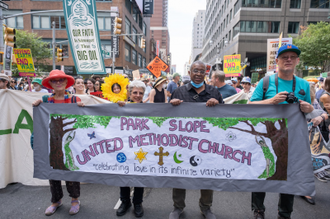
[171,82,224,103]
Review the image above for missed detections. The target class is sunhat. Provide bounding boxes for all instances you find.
[153,77,167,88]
[0,73,9,81]
[32,78,42,85]
[42,70,75,89]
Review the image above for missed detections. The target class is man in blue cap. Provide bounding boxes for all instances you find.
[249,44,314,219]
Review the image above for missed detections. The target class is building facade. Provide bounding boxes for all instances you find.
[190,10,205,63]
[201,0,330,76]
[149,0,170,67]
[3,0,152,76]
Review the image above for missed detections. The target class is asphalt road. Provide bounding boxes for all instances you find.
[0,180,329,219]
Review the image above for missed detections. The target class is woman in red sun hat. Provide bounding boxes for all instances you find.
[32,69,84,216]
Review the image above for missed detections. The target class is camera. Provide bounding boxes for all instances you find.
[286,92,298,104]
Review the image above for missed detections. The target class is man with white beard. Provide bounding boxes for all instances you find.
[32,78,49,93]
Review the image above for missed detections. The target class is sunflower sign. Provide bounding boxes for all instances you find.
[33,103,315,195]
[101,74,129,103]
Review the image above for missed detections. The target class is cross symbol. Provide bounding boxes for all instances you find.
[154,146,169,166]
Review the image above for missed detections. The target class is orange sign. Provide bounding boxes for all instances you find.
[146,56,169,78]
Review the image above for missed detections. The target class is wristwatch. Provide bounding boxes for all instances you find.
[320,115,325,121]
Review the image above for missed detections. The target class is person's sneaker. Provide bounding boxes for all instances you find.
[314,172,328,183]
[201,208,216,219]
[116,201,131,216]
[321,171,330,180]
[169,208,183,219]
[134,204,144,218]
[254,210,265,219]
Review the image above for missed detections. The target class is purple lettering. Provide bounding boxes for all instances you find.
[140,134,148,146]
[224,146,233,159]
[208,142,219,153]
[198,139,209,153]
[193,121,201,132]
[129,135,140,148]
[187,137,199,150]
[179,120,186,132]
[186,121,193,133]
[120,117,127,130]
[135,118,142,131]
[141,119,150,130]
[181,136,189,148]
[76,154,88,165]
[216,144,225,155]
[105,139,114,153]
[241,152,252,166]
[93,143,99,155]
[114,137,123,151]
[153,134,161,146]
[232,150,242,162]
[127,118,136,130]
[200,121,210,133]
[169,134,179,146]
[161,134,169,146]
[146,133,153,145]
[169,119,177,131]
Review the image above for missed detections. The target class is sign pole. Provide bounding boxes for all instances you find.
[52,21,56,70]
[112,48,115,74]
[0,8,3,71]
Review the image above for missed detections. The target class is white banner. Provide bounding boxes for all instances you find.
[0,90,110,189]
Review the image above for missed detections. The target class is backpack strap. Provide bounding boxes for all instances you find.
[262,75,270,100]
[71,95,77,103]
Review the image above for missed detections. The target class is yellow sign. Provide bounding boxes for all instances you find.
[13,48,35,73]
[223,54,241,76]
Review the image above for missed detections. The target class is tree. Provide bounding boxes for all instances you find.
[12,30,52,76]
[203,117,288,181]
[293,22,330,72]
[49,114,114,170]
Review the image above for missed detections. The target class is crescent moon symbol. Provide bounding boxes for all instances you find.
[173,152,183,164]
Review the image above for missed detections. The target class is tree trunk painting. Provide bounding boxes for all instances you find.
[229,119,288,180]
[49,116,76,170]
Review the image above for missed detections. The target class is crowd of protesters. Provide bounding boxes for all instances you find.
[1,44,330,219]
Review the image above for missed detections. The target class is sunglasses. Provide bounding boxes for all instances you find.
[50,78,66,83]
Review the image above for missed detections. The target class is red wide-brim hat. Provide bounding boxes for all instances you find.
[42,70,75,89]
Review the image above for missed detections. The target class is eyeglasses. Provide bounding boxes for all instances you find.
[279,55,298,61]
[50,78,66,83]
[11,81,15,83]
[192,69,206,75]
[132,91,144,95]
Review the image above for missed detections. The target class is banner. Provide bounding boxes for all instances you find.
[224,91,249,104]
[0,90,110,189]
[13,48,35,73]
[33,103,315,196]
[223,54,241,77]
[267,38,292,72]
[63,0,106,74]
[143,0,154,17]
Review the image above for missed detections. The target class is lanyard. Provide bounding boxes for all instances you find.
[275,74,296,94]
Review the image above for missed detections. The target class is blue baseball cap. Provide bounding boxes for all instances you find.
[241,77,251,84]
[276,44,301,58]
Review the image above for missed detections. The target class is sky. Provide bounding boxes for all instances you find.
[168,0,206,74]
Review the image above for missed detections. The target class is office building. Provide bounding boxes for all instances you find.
[191,10,205,63]
[3,0,152,76]
[149,0,170,67]
[201,0,330,76]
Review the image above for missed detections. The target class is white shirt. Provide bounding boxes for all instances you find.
[32,89,49,93]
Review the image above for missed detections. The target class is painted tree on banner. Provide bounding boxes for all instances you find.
[203,117,288,181]
[49,114,114,170]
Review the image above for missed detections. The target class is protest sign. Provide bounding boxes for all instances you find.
[223,54,241,77]
[267,38,292,72]
[63,0,106,74]
[146,56,168,78]
[309,126,330,173]
[133,70,141,80]
[13,48,35,73]
[33,103,314,196]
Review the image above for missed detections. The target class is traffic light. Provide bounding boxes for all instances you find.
[114,17,122,35]
[56,47,63,62]
[4,26,16,48]
[140,37,146,49]
[0,51,3,65]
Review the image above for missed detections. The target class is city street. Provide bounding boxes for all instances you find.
[1,180,329,219]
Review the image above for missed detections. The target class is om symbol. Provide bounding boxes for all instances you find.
[116,152,127,163]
